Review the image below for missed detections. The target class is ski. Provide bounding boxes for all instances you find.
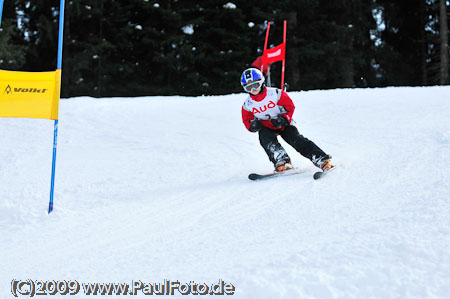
[248,168,305,181]
[313,166,336,180]
[313,171,326,180]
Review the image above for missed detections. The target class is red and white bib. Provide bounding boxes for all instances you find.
[242,87,282,120]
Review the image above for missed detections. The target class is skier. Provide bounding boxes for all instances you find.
[240,67,335,173]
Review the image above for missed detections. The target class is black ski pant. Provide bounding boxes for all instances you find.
[258,126,331,167]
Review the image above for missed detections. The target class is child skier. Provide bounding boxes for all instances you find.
[240,67,334,173]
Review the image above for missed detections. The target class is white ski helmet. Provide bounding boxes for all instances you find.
[240,68,265,92]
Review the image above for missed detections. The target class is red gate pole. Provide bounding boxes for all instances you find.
[281,20,287,88]
[262,21,271,72]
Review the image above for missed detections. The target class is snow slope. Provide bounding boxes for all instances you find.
[1,86,450,298]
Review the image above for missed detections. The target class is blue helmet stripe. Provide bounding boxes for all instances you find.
[241,68,264,86]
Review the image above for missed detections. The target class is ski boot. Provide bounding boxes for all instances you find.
[275,160,294,173]
[320,159,335,173]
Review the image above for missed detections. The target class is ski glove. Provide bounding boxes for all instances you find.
[249,118,262,132]
[271,115,290,128]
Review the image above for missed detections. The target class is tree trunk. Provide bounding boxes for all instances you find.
[287,12,300,90]
[419,0,427,85]
[341,28,354,88]
[440,0,449,85]
[97,1,104,97]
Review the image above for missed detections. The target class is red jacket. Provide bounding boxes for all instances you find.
[241,87,295,132]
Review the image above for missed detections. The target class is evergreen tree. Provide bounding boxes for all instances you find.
[182,1,254,95]
[15,0,59,71]
[0,0,26,70]
[62,0,126,97]
[439,0,448,84]
[375,0,428,86]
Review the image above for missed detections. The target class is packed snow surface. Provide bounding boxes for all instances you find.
[1,86,450,298]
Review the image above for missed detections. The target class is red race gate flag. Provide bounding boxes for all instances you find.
[262,43,285,65]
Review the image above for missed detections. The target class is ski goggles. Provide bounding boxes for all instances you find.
[242,80,263,92]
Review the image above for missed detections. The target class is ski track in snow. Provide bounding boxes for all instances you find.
[1,87,450,298]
